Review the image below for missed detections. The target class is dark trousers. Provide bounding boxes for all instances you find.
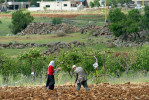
[77,80,89,91]
[46,75,55,90]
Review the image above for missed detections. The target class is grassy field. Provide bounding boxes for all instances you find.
[0,14,105,36]
[0,18,11,36]
[0,33,91,43]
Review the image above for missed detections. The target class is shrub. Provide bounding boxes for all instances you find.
[18,48,42,77]
[10,10,34,34]
[52,18,62,25]
[90,2,94,8]
[94,0,100,7]
[141,6,149,30]
[133,46,149,71]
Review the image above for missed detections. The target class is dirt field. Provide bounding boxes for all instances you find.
[1,82,149,100]
[0,14,101,18]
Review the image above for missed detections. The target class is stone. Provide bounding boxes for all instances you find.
[1,43,9,47]
[106,43,115,48]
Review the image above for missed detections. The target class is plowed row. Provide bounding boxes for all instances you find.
[1,82,149,100]
[0,14,101,18]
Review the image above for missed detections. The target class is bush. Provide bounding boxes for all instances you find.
[10,10,34,34]
[133,46,149,71]
[94,0,100,7]
[141,6,149,30]
[90,2,94,8]
[52,18,62,25]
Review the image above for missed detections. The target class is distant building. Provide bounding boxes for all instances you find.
[1,1,30,11]
[37,0,84,11]
[132,0,149,6]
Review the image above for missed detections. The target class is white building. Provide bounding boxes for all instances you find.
[37,1,82,11]
[132,0,149,6]
[1,1,30,10]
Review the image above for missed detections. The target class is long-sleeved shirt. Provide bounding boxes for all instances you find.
[74,67,87,83]
[48,65,54,75]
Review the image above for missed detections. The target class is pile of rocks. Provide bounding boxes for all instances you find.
[20,22,80,35]
[81,24,112,36]
[81,25,101,34]
[92,24,112,36]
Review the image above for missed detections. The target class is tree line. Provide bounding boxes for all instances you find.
[109,6,149,41]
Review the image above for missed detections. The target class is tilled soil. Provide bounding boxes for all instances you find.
[0,14,100,18]
[1,82,149,100]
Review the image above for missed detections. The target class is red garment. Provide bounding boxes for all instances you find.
[48,65,54,75]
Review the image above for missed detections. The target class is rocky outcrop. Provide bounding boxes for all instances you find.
[19,22,80,35]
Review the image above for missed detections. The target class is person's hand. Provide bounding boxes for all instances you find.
[57,67,61,70]
[73,83,75,87]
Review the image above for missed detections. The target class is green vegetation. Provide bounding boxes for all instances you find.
[90,2,94,8]
[142,6,149,30]
[0,45,149,85]
[52,18,62,25]
[109,7,148,40]
[0,18,11,36]
[0,7,149,86]
[10,10,34,34]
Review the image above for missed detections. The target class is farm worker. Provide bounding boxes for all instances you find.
[93,55,98,70]
[72,65,90,91]
[46,61,55,90]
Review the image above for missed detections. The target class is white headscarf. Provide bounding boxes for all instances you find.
[49,61,55,67]
[72,65,76,69]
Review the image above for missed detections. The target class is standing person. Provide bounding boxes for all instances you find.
[46,61,55,90]
[72,65,89,91]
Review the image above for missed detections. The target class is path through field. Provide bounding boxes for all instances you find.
[1,82,149,100]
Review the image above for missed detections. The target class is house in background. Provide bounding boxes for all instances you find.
[132,0,149,6]
[37,0,85,11]
[1,0,30,11]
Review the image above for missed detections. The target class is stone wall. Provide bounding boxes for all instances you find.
[0,41,85,49]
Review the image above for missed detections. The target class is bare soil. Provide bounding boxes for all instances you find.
[1,82,149,100]
[0,14,101,18]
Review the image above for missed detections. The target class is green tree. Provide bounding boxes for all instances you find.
[109,8,142,40]
[94,0,100,7]
[57,49,81,78]
[141,6,149,30]
[108,8,128,39]
[18,49,41,79]
[133,46,149,72]
[108,8,126,23]
[90,2,94,8]
[126,9,141,39]
[0,53,18,81]
[10,10,34,34]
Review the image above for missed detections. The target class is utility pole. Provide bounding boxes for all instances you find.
[142,0,144,8]
[105,0,107,22]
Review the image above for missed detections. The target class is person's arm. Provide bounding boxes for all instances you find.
[74,73,78,87]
